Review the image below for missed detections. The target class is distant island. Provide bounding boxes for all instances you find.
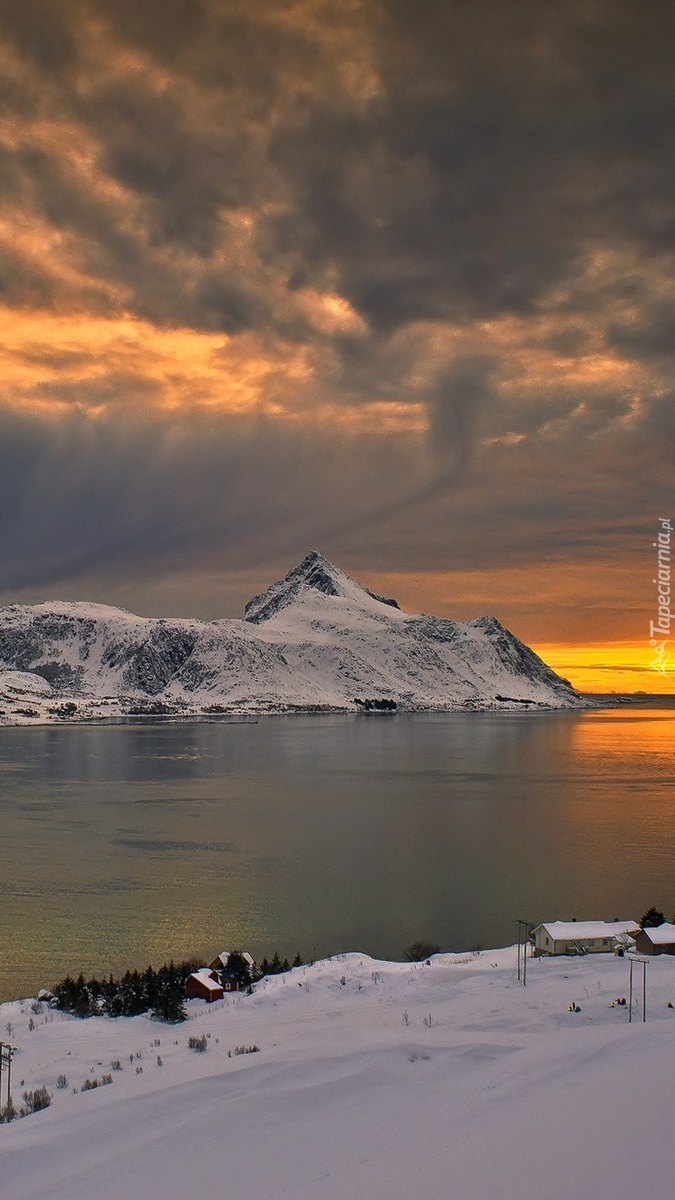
[0,552,585,724]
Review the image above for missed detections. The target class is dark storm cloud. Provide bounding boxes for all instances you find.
[0,0,80,78]
[0,0,674,618]
[265,1,675,331]
[0,402,421,595]
[0,375,655,605]
[0,244,57,307]
[608,301,675,362]
[3,0,675,345]
[428,358,497,460]
[93,0,209,64]
[84,79,238,255]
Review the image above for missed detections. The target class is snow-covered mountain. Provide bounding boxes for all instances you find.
[0,551,583,723]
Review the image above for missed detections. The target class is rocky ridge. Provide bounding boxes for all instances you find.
[0,551,584,722]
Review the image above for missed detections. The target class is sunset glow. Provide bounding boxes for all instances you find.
[0,0,671,695]
[533,644,673,696]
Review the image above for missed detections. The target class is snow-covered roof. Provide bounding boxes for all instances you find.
[641,923,675,945]
[189,969,222,992]
[212,950,254,968]
[536,920,639,941]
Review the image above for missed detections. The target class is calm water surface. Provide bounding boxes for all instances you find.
[1,706,674,1000]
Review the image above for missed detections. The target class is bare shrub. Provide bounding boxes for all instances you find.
[20,1087,52,1115]
[81,1075,111,1091]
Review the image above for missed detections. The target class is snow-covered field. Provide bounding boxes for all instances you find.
[2,948,674,1200]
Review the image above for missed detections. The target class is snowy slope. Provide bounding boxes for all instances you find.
[0,552,583,723]
[2,949,675,1200]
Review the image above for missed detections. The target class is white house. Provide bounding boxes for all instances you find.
[532,919,639,957]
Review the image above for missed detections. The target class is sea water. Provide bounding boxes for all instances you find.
[1,704,673,999]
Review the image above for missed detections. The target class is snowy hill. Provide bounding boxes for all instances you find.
[2,948,675,1200]
[0,552,583,723]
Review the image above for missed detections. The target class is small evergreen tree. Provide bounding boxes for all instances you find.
[151,978,187,1023]
[70,973,93,1017]
[223,951,253,990]
[640,906,666,928]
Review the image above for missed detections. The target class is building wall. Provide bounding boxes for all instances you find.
[185,977,224,1002]
[634,931,675,957]
[554,938,613,955]
[534,932,614,956]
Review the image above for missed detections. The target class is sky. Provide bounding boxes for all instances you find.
[0,0,673,692]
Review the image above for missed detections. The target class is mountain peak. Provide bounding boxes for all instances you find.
[243,552,401,624]
[290,550,344,593]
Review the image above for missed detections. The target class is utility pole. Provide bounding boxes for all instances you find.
[514,921,522,981]
[627,954,649,1023]
[514,920,532,986]
[0,1042,15,1115]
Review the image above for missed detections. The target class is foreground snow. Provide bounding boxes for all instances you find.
[2,948,674,1200]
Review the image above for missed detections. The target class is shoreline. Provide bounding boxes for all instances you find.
[0,694,622,730]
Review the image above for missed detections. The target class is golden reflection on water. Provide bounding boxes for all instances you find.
[556,708,675,900]
[571,707,675,759]
[1,708,674,1001]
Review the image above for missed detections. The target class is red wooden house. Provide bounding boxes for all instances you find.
[185,968,225,1002]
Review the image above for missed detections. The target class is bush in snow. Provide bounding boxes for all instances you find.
[188,1034,208,1052]
[404,941,440,962]
[81,1074,112,1092]
[20,1087,52,1116]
